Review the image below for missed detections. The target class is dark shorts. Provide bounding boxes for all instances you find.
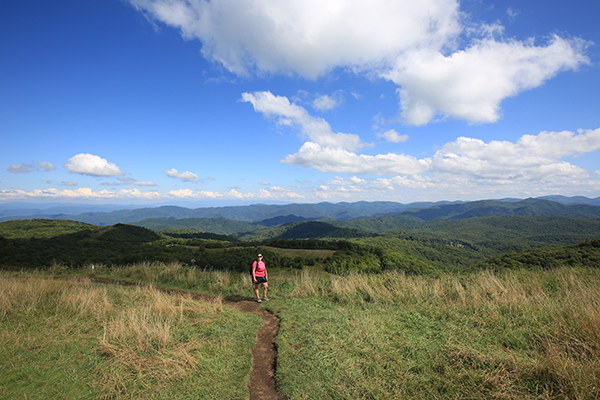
[254,276,268,284]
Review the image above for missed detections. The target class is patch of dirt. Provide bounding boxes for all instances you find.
[91,278,287,400]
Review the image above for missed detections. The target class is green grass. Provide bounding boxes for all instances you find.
[0,273,262,399]
[3,264,600,399]
[269,268,600,399]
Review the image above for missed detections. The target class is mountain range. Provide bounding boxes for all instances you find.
[1,196,600,228]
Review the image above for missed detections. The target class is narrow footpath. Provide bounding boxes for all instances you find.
[92,278,287,400]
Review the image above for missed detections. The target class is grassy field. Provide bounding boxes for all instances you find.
[2,264,600,399]
[0,272,261,399]
[274,268,600,399]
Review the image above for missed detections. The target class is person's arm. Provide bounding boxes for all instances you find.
[252,261,257,282]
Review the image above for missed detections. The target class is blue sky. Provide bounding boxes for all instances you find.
[1,0,599,206]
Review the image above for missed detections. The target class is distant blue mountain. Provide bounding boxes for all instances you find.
[385,198,600,221]
[1,196,599,225]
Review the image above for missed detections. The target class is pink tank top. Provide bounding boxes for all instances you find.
[253,261,266,277]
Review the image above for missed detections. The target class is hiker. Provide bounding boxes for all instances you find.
[252,254,269,303]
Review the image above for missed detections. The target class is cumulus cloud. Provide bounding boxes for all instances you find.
[283,127,600,184]
[164,168,200,182]
[129,0,461,78]
[385,36,590,125]
[129,0,589,125]
[65,154,125,176]
[283,142,430,175]
[378,129,409,143]
[241,91,370,151]
[8,161,57,173]
[430,128,600,180]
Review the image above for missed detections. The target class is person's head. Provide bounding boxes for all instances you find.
[257,254,263,260]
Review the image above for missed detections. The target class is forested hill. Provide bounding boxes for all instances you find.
[1,197,600,226]
[0,201,453,225]
[383,198,600,221]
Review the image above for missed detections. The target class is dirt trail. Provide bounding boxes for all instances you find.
[91,278,287,400]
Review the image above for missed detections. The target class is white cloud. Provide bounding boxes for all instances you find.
[378,129,409,143]
[37,162,57,172]
[430,128,600,180]
[8,163,36,173]
[385,36,590,125]
[283,141,430,175]
[129,0,461,78]
[241,91,370,151]
[130,0,589,125]
[8,161,57,173]
[282,127,600,186]
[64,154,125,177]
[313,93,342,112]
[164,168,200,182]
[61,181,78,187]
[507,7,520,21]
[0,188,161,201]
[117,177,157,186]
[0,186,305,202]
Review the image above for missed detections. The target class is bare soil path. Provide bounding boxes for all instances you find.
[91,278,287,400]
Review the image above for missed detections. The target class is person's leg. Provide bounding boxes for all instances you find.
[262,282,269,299]
[254,284,261,300]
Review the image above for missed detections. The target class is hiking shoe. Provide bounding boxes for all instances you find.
[263,297,270,301]
[257,298,262,303]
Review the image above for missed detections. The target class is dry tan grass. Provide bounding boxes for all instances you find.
[0,275,114,323]
[96,285,226,399]
[0,273,234,399]
[285,267,600,398]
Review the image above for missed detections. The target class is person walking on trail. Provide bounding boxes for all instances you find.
[252,254,269,303]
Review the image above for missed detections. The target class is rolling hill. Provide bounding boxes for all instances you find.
[3,197,599,226]
[383,198,600,221]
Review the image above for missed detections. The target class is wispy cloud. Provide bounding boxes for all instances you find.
[313,92,343,112]
[378,129,409,143]
[507,7,520,21]
[117,177,157,186]
[164,168,200,182]
[241,91,370,151]
[0,186,304,202]
[8,161,57,173]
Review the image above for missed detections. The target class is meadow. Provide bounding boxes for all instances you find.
[0,271,261,399]
[2,263,599,399]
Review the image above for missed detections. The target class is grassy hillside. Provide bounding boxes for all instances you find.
[0,274,261,399]
[0,220,176,269]
[0,219,97,239]
[5,265,598,399]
